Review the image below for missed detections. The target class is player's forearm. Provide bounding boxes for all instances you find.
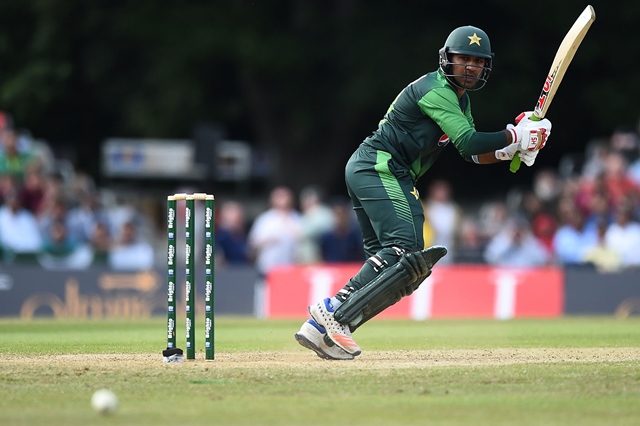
[469,129,514,164]
[455,129,511,157]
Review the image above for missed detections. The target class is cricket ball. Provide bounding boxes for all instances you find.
[91,389,118,415]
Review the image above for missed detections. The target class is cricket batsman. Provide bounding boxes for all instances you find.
[295,25,552,360]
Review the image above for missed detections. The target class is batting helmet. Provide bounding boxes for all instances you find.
[439,26,494,91]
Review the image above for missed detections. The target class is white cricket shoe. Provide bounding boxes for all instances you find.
[309,298,361,356]
[295,319,354,360]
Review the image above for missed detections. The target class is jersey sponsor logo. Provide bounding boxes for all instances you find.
[438,134,450,147]
[410,187,420,200]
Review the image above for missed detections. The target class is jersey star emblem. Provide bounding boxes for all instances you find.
[468,33,482,46]
[410,187,420,200]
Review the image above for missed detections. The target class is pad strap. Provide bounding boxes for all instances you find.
[365,254,387,273]
[365,247,404,272]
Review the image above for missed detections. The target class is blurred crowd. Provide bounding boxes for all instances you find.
[218,124,640,275]
[0,111,156,271]
[2,108,640,274]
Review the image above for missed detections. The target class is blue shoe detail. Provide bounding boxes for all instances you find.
[323,297,335,313]
[307,319,326,334]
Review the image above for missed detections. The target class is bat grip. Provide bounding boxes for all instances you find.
[509,155,521,173]
[508,113,542,173]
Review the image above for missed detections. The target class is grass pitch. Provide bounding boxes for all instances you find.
[1,317,639,426]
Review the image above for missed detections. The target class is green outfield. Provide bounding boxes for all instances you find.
[1,317,639,426]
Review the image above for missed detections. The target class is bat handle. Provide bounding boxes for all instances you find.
[509,155,521,173]
[508,113,542,173]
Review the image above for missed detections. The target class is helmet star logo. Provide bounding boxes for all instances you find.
[468,33,482,46]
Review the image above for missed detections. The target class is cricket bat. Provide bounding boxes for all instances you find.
[510,5,596,173]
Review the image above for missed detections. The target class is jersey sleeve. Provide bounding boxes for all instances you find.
[464,99,475,127]
[418,88,508,158]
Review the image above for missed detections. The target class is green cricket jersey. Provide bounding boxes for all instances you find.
[362,69,508,180]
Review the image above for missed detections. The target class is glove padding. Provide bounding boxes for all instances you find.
[495,142,520,161]
[519,121,550,152]
[506,111,552,152]
[518,150,539,167]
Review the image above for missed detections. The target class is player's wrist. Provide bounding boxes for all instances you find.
[505,124,520,144]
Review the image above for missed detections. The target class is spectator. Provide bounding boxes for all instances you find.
[520,191,557,255]
[0,173,18,205]
[581,138,610,180]
[318,197,364,263]
[0,129,36,181]
[108,195,145,239]
[296,185,335,263]
[477,200,510,241]
[484,216,550,267]
[453,217,486,264]
[577,152,640,214]
[604,152,640,208]
[0,188,43,255]
[89,221,113,264]
[248,186,302,318]
[38,219,93,270]
[531,214,557,257]
[583,191,614,232]
[422,219,435,248]
[604,202,640,269]
[532,169,562,213]
[609,125,639,164]
[215,200,249,265]
[559,175,582,205]
[552,200,599,265]
[40,172,67,213]
[629,157,640,188]
[583,218,622,273]
[19,166,46,215]
[108,219,155,271]
[38,197,84,246]
[0,111,13,139]
[67,189,112,243]
[422,179,461,263]
[42,220,76,256]
[629,136,640,187]
[248,186,303,274]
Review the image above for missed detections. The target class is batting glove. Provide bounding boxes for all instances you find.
[506,111,551,151]
[495,142,520,161]
[505,111,534,143]
[518,150,539,167]
[519,120,551,152]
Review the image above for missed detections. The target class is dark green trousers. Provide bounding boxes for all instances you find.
[345,144,425,258]
[333,143,427,306]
